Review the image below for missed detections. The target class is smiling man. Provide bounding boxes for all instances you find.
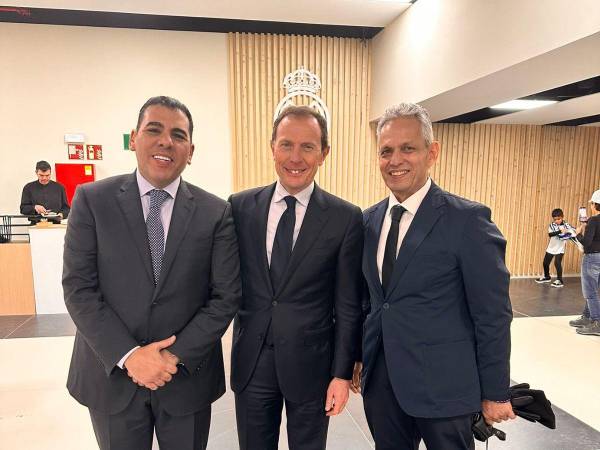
[63,96,241,450]
[355,103,515,450]
[229,106,363,450]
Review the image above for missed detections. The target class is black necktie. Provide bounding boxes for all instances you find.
[270,195,297,293]
[382,204,406,295]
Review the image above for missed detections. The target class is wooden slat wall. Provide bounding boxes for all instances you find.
[228,33,386,207]
[228,32,600,277]
[433,123,600,276]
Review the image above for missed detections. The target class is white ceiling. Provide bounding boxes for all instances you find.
[420,31,600,126]
[7,1,598,125]
[8,0,412,26]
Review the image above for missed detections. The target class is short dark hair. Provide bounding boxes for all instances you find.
[136,96,194,140]
[552,208,564,217]
[35,160,51,172]
[272,106,329,151]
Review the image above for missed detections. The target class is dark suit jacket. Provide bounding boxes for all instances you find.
[229,183,363,403]
[63,173,241,416]
[361,182,512,418]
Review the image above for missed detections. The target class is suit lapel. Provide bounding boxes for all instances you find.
[254,184,276,295]
[116,174,154,284]
[364,199,387,299]
[273,184,328,299]
[154,181,196,297]
[386,183,444,299]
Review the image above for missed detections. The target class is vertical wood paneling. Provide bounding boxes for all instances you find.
[228,32,599,277]
[228,33,383,208]
[431,123,600,277]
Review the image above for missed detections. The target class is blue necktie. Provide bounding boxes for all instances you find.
[146,189,170,285]
[270,195,297,293]
[382,204,406,295]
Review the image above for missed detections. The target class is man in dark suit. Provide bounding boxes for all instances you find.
[229,106,363,450]
[63,96,241,450]
[353,103,515,449]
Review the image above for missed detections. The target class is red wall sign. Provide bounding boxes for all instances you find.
[86,144,103,160]
[68,144,84,160]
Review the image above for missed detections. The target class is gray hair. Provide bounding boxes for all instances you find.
[376,103,434,147]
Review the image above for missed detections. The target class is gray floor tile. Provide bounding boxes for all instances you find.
[7,313,76,338]
[0,314,32,338]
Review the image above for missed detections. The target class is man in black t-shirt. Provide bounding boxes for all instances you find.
[20,160,70,223]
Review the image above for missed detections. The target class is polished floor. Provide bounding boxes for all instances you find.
[1,278,599,449]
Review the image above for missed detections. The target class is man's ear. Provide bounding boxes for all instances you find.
[129,129,137,151]
[319,146,331,165]
[427,141,440,167]
[188,144,195,165]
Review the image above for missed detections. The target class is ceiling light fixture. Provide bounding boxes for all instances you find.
[491,99,557,110]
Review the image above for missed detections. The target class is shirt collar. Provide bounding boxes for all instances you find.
[272,181,314,207]
[136,170,180,200]
[386,177,432,217]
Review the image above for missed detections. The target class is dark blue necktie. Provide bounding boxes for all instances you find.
[146,189,170,285]
[270,195,297,293]
[382,204,406,295]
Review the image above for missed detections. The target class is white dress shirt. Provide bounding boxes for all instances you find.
[266,181,314,266]
[117,171,181,369]
[376,178,432,283]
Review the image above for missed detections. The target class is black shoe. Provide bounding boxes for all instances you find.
[550,280,564,288]
[576,320,600,336]
[535,277,551,284]
[569,316,592,327]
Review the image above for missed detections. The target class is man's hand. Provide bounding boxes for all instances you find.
[325,378,350,416]
[350,362,362,394]
[481,400,516,425]
[160,348,180,365]
[124,335,178,390]
[34,204,47,214]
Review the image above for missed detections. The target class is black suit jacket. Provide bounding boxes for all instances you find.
[361,182,512,418]
[229,183,363,403]
[63,173,241,415]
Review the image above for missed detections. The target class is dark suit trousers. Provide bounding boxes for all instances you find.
[89,387,211,450]
[235,345,329,450]
[363,351,474,450]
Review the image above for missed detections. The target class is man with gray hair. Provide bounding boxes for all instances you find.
[353,103,515,449]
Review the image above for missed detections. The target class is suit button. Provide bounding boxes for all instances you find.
[383,303,389,310]
[151,301,158,306]
[272,301,278,306]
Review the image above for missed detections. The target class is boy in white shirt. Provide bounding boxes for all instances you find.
[535,208,576,287]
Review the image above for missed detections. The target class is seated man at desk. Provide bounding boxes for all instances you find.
[20,160,70,223]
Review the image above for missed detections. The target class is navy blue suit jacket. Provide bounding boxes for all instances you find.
[361,182,512,418]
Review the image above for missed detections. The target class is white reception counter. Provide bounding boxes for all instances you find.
[28,225,67,314]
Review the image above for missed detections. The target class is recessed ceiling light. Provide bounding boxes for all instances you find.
[491,99,557,110]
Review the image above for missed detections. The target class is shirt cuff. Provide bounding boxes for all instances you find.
[117,346,140,369]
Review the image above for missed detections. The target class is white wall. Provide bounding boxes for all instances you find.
[371,0,600,120]
[0,23,231,214]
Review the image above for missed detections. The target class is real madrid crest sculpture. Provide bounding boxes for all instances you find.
[273,67,331,132]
